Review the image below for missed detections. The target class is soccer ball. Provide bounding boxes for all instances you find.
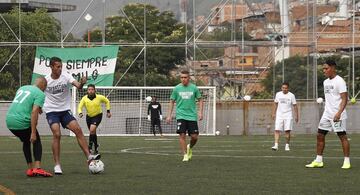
[350,97,356,104]
[89,160,104,174]
[316,97,323,104]
[145,96,152,102]
[243,95,251,101]
[215,130,220,136]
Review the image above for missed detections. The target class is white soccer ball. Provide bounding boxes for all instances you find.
[316,97,323,104]
[215,130,220,136]
[145,96,152,102]
[89,160,104,174]
[243,95,251,101]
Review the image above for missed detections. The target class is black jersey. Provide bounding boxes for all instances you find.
[147,102,162,119]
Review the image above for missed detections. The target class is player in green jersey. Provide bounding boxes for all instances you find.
[6,77,52,177]
[166,70,203,162]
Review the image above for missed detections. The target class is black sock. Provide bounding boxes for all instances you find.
[89,134,94,149]
[33,132,42,161]
[94,134,98,151]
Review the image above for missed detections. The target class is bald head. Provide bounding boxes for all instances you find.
[34,77,47,91]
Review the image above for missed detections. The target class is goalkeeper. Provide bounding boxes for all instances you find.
[147,96,163,137]
[78,84,111,154]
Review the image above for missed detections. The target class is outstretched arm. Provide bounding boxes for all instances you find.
[72,76,87,89]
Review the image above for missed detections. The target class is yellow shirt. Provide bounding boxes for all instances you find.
[78,94,111,117]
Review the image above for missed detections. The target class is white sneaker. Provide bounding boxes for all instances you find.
[182,154,189,162]
[271,145,278,151]
[54,164,63,175]
[285,144,290,151]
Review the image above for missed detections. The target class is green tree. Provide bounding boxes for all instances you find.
[87,3,186,86]
[256,55,360,99]
[0,8,61,100]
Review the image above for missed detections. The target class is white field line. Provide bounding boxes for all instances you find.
[1,148,359,159]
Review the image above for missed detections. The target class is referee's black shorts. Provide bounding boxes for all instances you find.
[86,113,103,129]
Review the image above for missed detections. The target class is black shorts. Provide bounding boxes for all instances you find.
[10,127,37,143]
[176,119,199,135]
[86,113,103,129]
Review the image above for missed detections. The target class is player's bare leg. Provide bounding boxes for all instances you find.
[50,123,63,174]
[179,133,188,161]
[67,120,91,158]
[50,123,62,166]
[316,132,326,155]
[190,133,198,148]
[272,130,280,150]
[338,134,350,157]
[179,133,187,154]
[338,133,351,169]
[285,130,291,151]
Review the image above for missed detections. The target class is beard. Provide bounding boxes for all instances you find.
[88,93,96,100]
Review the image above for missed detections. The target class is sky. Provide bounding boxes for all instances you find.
[48,0,226,38]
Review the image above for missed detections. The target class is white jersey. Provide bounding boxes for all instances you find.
[43,72,75,113]
[274,91,297,119]
[322,75,347,120]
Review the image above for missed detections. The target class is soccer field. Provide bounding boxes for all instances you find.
[0,134,359,194]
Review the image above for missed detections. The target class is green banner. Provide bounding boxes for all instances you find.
[32,46,119,86]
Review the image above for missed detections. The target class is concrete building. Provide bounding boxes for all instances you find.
[0,0,75,13]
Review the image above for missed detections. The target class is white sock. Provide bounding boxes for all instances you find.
[285,143,289,147]
[344,157,350,164]
[315,155,323,163]
[274,143,278,147]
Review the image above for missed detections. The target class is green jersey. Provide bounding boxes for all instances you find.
[6,85,45,130]
[170,83,201,121]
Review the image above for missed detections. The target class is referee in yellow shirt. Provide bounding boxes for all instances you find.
[78,84,111,154]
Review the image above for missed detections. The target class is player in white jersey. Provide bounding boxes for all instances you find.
[44,57,100,174]
[271,82,298,151]
[306,59,350,169]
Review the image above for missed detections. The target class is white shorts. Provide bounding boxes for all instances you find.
[318,117,346,132]
[275,119,293,131]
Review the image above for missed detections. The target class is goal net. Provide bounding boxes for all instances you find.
[72,86,216,136]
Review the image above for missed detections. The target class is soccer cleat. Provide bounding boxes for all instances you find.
[94,144,99,154]
[341,162,351,169]
[89,153,101,160]
[182,154,189,162]
[285,144,290,151]
[33,168,53,177]
[187,144,192,160]
[26,168,35,177]
[305,161,324,168]
[271,145,278,151]
[54,164,63,175]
